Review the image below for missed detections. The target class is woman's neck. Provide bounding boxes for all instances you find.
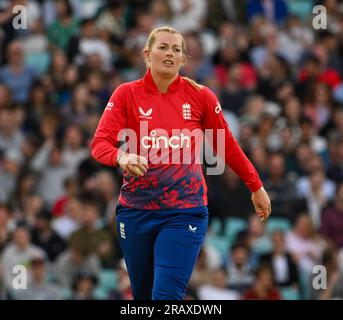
[150,69,177,93]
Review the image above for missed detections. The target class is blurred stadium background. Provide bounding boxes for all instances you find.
[1,0,343,300]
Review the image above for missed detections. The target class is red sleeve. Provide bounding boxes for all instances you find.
[90,84,128,167]
[200,86,262,192]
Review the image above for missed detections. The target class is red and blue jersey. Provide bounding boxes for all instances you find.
[91,69,262,210]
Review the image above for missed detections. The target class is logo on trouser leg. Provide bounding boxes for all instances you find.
[119,222,126,239]
[188,225,197,233]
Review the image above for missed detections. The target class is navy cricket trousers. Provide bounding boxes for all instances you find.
[115,204,208,300]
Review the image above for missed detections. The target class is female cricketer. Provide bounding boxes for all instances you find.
[91,26,271,300]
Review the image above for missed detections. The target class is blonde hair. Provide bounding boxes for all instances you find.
[143,26,187,61]
[143,26,203,91]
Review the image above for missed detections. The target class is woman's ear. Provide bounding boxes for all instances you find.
[143,49,150,66]
[181,55,186,67]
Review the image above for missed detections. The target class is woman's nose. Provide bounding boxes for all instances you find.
[166,49,174,57]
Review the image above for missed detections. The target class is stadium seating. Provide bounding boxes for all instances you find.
[224,217,248,246]
[93,269,118,300]
[266,217,292,234]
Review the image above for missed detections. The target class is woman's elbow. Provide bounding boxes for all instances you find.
[90,138,99,160]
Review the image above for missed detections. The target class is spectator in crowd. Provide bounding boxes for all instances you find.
[304,82,335,134]
[327,135,343,184]
[247,0,288,26]
[320,182,343,249]
[263,152,298,217]
[310,247,343,300]
[1,223,46,298]
[15,252,64,300]
[52,195,82,240]
[68,197,117,268]
[197,267,241,300]
[109,258,132,300]
[220,63,251,115]
[96,1,127,44]
[17,194,45,228]
[297,170,335,229]
[207,168,254,227]
[0,148,23,203]
[169,0,207,33]
[53,232,101,289]
[244,263,282,300]
[68,18,111,71]
[30,141,73,208]
[47,0,79,52]
[52,176,79,218]
[226,243,255,293]
[0,203,12,252]
[260,230,299,288]
[286,213,326,274]
[24,81,54,137]
[0,40,37,104]
[0,107,24,156]
[31,210,66,262]
[62,124,89,174]
[257,54,291,102]
[71,271,98,300]
[278,14,314,65]
[189,249,211,290]
[62,83,98,127]
[243,214,273,256]
[9,169,37,218]
[89,170,119,225]
[21,17,50,75]
[151,0,173,28]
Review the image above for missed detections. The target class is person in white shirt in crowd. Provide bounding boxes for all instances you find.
[68,18,112,72]
[260,230,300,288]
[197,267,241,300]
[52,196,82,240]
[169,0,207,34]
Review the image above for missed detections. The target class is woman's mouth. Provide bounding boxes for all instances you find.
[163,60,174,66]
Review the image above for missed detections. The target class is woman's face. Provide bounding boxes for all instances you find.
[145,32,185,78]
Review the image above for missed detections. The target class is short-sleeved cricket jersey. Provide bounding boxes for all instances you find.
[91,69,262,209]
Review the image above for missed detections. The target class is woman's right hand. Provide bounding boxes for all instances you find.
[116,153,149,177]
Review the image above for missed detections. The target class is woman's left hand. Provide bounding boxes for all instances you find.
[251,187,272,222]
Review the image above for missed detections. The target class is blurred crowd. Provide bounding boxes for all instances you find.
[1,0,343,300]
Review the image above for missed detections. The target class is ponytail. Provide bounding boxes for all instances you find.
[182,77,203,91]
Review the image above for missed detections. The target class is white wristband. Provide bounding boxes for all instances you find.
[116,152,127,166]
